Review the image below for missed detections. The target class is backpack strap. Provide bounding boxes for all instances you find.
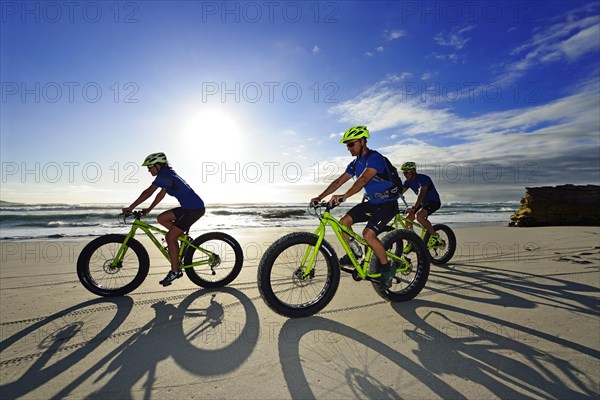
[365,150,392,183]
[359,150,400,201]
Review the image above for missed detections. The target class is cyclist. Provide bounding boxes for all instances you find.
[310,126,399,288]
[400,161,444,248]
[122,152,205,287]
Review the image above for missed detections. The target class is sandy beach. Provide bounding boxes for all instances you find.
[0,224,598,399]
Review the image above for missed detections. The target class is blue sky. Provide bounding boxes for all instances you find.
[1,1,599,205]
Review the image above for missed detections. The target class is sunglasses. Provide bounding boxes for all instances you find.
[345,141,360,148]
[402,170,414,175]
[147,164,156,170]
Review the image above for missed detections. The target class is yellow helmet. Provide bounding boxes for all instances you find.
[340,125,370,143]
[142,152,168,166]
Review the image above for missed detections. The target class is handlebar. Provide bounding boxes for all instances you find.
[119,210,145,223]
[309,197,345,214]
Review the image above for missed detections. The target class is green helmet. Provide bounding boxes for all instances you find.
[340,125,370,143]
[401,161,417,171]
[142,152,168,166]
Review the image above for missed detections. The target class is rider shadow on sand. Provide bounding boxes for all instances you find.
[277,284,598,400]
[84,300,180,399]
[0,297,134,400]
[395,260,599,398]
[53,287,259,400]
[278,316,463,400]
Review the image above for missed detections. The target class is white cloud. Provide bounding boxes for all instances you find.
[366,29,406,58]
[420,71,436,80]
[429,52,460,63]
[499,4,600,84]
[312,45,320,54]
[434,25,475,50]
[328,75,600,194]
[366,46,385,57]
[384,29,406,41]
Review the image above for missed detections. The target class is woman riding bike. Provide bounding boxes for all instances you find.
[122,152,205,286]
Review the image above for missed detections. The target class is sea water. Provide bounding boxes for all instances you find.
[0,201,518,240]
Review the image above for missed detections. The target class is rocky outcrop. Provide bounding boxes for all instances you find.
[509,185,600,227]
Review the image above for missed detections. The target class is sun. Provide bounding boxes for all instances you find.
[180,107,245,161]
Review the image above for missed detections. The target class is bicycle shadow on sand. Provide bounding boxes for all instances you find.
[277,289,598,400]
[427,260,599,316]
[52,287,259,399]
[278,315,463,400]
[0,297,134,399]
[393,297,599,399]
[0,288,259,399]
[391,257,599,398]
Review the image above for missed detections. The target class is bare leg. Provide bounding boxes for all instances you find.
[363,227,388,265]
[157,210,184,271]
[340,214,354,246]
[415,209,436,236]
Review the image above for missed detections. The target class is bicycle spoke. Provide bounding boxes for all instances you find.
[258,232,340,317]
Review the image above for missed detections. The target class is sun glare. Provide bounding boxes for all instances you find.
[180,107,245,161]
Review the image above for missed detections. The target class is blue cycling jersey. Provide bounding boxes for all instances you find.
[152,168,204,209]
[402,173,441,203]
[345,151,395,204]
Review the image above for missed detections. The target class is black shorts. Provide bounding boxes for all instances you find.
[417,201,441,215]
[172,207,205,232]
[346,201,398,234]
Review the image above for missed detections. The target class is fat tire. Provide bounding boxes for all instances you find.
[370,229,430,302]
[257,232,340,318]
[424,224,456,265]
[183,232,243,288]
[77,234,149,297]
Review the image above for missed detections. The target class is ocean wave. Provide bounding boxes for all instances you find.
[261,210,307,219]
[0,232,98,240]
[15,221,109,228]
[0,204,116,212]
[0,201,514,240]
[211,210,260,216]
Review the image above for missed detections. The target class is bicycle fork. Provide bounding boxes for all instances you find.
[297,230,327,280]
[107,227,140,268]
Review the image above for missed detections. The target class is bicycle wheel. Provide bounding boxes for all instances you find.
[423,224,456,264]
[183,232,243,288]
[77,234,149,297]
[257,232,340,318]
[370,229,430,302]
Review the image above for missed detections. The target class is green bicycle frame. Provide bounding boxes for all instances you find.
[300,209,410,280]
[111,218,216,269]
[391,213,427,240]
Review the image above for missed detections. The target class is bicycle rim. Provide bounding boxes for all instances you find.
[258,232,340,318]
[371,230,430,301]
[78,235,148,296]
[184,232,243,288]
[425,224,456,265]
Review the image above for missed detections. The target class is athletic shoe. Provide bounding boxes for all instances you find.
[160,269,183,286]
[379,263,395,288]
[427,235,445,249]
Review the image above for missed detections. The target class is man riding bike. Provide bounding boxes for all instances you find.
[400,161,444,248]
[310,126,399,287]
